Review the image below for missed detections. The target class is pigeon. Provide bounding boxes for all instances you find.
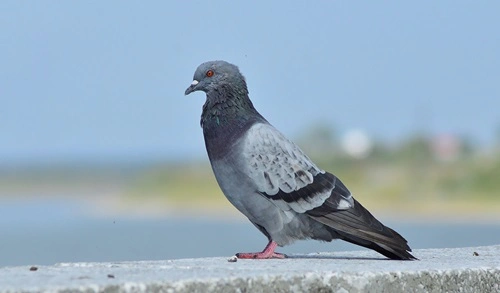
[185,60,416,260]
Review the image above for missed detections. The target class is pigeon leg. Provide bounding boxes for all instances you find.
[235,241,287,259]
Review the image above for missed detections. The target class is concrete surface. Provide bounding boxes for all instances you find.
[0,245,498,293]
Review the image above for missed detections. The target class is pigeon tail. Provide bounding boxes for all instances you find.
[309,199,417,260]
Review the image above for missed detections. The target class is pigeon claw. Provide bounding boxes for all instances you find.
[235,241,287,259]
[236,252,287,259]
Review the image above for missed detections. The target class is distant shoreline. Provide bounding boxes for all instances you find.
[2,187,499,224]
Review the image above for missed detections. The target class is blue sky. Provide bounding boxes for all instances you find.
[2,1,499,165]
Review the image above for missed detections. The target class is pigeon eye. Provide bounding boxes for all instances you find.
[206,70,214,77]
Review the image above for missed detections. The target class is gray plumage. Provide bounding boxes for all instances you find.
[185,60,416,260]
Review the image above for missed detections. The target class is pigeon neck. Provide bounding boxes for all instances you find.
[200,87,261,129]
[201,89,265,161]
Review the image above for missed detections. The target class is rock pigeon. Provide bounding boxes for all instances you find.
[185,60,416,260]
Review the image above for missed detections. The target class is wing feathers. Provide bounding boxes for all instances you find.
[244,123,354,213]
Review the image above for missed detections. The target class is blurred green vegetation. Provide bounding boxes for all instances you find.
[2,126,499,219]
[127,162,223,208]
[125,128,500,218]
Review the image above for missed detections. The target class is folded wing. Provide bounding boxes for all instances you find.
[242,123,353,214]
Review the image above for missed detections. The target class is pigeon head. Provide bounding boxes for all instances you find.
[184,60,248,97]
[186,60,263,129]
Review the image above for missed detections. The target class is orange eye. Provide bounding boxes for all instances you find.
[206,70,214,77]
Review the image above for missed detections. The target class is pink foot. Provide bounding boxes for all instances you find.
[235,241,287,259]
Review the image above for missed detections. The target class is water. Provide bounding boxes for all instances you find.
[0,198,499,267]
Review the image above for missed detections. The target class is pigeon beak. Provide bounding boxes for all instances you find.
[184,80,199,95]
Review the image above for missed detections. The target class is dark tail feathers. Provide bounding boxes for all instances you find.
[309,199,417,260]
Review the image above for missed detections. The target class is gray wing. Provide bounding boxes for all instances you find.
[242,122,354,214]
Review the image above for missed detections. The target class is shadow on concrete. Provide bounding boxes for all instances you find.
[286,254,388,261]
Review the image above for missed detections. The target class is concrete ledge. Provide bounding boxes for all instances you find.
[0,245,499,293]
